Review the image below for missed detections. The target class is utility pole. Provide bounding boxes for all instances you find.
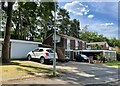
[53,1,57,77]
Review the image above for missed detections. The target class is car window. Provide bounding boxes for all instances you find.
[39,49,44,52]
[81,54,88,59]
[46,49,54,53]
[33,49,39,52]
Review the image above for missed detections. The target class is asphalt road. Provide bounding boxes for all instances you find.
[57,61,120,85]
[1,61,120,85]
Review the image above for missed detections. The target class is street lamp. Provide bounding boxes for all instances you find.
[53,1,57,77]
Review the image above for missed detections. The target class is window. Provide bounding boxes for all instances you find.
[75,40,78,50]
[67,39,70,50]
[34,49,40,52]
[87,45,91,50]
[65,51,70,59]
[39,49,44,52]
[82,41,85,49]
[46,49,54,53]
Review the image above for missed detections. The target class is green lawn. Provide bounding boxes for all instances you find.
[104,61,120,68]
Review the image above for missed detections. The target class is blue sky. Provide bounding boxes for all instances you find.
[58,1,118,39]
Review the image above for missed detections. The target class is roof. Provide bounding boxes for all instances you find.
[74,50,116,53]
[43,33,85,42]
[87,42,108,45]
[57,34,83,41]
[37,47,51,49]
[0,38,42,44]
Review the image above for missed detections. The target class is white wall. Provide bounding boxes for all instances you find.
[11,42,39,59]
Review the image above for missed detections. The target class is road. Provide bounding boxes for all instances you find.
[1,61,120,85]
[57,61,120,85]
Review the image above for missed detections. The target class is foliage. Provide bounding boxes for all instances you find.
[108,38,120,47]
[105,61,120,67]
[92,44,102,50]
[69,19,80,38]
[79,31,120,49]
[2,1,119,46]
[96,55,106,62]
[117,51,120,61]
[2,2,57,41]
[57,8,70,35]
[79,31,108,42]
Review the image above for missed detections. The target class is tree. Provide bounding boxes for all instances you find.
[37,1,58,39]
[12,2,38,40]
[69,19,80,38]
[11,1,57,41]
[2,2,14,63]
[57,8,70,34]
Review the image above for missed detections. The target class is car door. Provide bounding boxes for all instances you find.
[32,48,40,58]
[34,48,44,58]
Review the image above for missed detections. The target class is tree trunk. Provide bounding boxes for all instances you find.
[2,2,13,63]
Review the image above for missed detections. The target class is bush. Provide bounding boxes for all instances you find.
[96,55,106,63]
[117,52,120,61]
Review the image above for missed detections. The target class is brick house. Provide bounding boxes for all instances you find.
[43,34,86,60]
[86,42,109,50]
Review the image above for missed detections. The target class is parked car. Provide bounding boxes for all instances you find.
[27,47,58,64]
[75,54,89,62]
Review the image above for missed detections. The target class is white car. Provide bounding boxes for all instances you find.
[27,47,58,64]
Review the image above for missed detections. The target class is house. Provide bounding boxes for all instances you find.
[83,42,116,60]
[86,42,109,50]
[43,34,87,60]
[0,38,41,59]
[74,50,116,61]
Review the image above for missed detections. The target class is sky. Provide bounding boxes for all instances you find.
[58,1,119,39]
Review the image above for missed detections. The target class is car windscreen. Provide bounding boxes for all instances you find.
[46,49,54,53]
[81,54,88,59]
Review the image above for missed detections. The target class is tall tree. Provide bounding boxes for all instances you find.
[12,1,57,41]
[57,8,70,34]
[69,19,80,38]
[2,2,14,63]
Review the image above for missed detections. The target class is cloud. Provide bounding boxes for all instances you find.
[64,1,89,16]
[87,22,118,39]
[88,15,94,19]
[100,23,114,27]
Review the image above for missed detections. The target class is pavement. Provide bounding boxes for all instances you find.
[1,61,120,85]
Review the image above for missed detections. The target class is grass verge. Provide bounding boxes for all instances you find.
[0,60,59,81]
[104,61,120,68]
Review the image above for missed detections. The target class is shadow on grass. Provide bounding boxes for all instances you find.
[19,64,53,73]
[1,60,56,77]
[16,64,62,78]
[1,61,20,66]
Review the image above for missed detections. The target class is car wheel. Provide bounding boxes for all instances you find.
[27,55,31,61]
[40,57,45,64]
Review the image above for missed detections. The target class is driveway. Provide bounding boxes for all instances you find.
[1,61,120,85]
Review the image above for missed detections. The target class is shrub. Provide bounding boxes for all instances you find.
[96,55,101,60]
[117,52,120,61]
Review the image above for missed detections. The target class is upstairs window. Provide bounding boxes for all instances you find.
[75,40,78,50]
[67,39,70,50]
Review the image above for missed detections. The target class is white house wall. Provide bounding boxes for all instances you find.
[11,42,39,59]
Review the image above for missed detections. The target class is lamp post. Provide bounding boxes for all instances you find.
[53,1,57,77]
